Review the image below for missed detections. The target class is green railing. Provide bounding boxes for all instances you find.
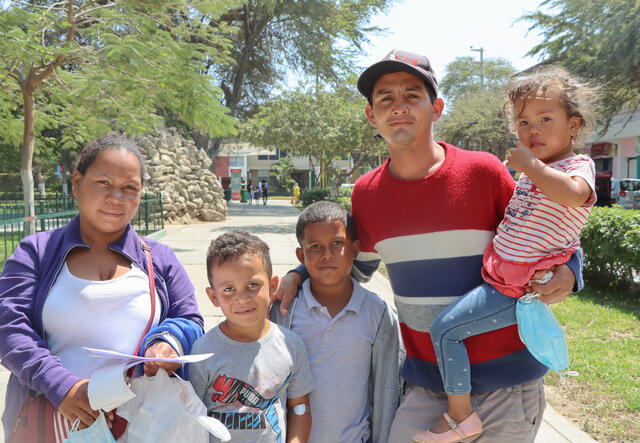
[1,193,164,270]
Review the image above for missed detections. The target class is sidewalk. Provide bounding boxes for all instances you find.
[0,200,595,442]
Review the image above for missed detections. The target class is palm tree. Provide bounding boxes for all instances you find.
[269,158,296,193]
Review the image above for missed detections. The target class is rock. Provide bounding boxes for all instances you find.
[130,128,226,224]
[200,209,224,221]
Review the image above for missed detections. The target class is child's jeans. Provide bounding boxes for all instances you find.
[430,282,517,395]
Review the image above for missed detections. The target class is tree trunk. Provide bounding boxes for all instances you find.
[21,86,36,235]
[192,132,224,172]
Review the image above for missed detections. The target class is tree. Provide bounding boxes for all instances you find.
[522,0,640,125]
[439,56,516,103]
[269,157,295,192]
[0,0,238,233]
[436,56,517,160]
[436,89,516,160]
[192,0,392,159]
[241,82,385,193]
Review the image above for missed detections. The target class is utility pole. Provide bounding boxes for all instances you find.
[470,46,484,89]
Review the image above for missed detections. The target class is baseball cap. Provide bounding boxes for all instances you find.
[357,49,439,101]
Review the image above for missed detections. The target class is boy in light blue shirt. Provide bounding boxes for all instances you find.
[271,201,404,443]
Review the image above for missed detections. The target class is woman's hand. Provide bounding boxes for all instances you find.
[143,340,181,376]
[58,379,114,429]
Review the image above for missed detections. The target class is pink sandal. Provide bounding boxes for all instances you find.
[412,412,483,443]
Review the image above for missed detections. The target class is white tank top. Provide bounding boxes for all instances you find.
[42,262,160,378]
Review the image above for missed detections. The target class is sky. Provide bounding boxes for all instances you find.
[356,0,550,80]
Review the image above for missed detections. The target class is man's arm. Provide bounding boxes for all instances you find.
[286,395,311,443]
[529,249,583,304]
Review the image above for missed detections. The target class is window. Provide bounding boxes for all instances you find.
[594,157,612,174]
[258,149,280,161]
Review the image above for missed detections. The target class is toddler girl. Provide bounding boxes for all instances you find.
[413,68,598,443]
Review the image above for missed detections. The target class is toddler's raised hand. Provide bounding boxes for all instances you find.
[506,143,538,173]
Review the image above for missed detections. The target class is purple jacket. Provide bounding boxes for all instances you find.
[0,217,204,434]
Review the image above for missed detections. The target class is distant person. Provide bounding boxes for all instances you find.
[417,67,597,442]
[292,182,301,204]
[248,180,254,205]
[256,181,263,203]
[0,135,203,440]
[188,230,314,442]
[271,201,403,443]
[262,180,269,205]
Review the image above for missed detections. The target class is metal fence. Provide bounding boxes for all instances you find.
[1,193,164,269]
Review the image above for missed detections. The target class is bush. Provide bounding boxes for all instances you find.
[300,189,330,207]
[299,188,351,212]
[326,195,351,213]
[581,206,640,289]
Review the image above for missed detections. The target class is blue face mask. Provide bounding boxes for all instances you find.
[64,411,115,443]
[516,295,570,371]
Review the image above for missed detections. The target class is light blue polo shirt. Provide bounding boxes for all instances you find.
[292,278,387,443]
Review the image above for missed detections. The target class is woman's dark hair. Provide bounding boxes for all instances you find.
[76,134,146,184]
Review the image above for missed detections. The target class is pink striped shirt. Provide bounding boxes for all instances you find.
[492,154,596,264]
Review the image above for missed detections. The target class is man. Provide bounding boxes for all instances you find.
[277,49,582,442]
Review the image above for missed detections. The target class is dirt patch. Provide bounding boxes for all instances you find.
[544,382,640,442]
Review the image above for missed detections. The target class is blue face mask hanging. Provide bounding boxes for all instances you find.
[516,294,571,372]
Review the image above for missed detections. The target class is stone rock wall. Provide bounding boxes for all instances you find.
[131,128,227,224]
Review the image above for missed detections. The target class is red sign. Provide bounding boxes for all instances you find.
[591,143,612,157]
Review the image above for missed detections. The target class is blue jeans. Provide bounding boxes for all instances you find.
[430,283,517,395]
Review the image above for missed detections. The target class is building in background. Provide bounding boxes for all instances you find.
[215,142,351,196]
[583,111,640,179]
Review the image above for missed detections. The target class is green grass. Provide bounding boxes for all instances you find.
[545,286,640,441]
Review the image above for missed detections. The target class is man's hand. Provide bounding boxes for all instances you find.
[58,379,114,429]
[274,271,303,315]
[143,341,180,376]
[528,264,575,305]
[506,143,539,173]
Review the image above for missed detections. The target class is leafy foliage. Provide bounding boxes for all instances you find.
[435,57,517,160]
[581,206,640,289]
[241,81,385,190]
[439,57,516,104]
[300,188,330,207]
[0,0,239,222]
[211,0,392,118]
[0,0,238,149]
[269,157,295,192]
[191,0,393,158]
[522,0,640,126]
[299,187,351,212]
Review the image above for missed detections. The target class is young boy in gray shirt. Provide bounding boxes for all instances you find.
[189,230,314,442]
[271,202,404,443]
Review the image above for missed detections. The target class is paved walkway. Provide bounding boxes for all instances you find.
[0,200,595,442]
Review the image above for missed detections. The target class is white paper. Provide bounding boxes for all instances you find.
[84,347,213,364]
[85,348,213,411]
[88,362,137,411]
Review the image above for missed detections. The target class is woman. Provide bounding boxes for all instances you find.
[0,135,203,438]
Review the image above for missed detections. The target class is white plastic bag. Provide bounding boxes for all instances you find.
[64,411,115,443]
[117,369,230,443]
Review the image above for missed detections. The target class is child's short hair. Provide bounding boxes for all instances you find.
[206,230,272,286]
[296,201,356,244]
[503,66,599,145]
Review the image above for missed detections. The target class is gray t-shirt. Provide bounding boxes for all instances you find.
[188,322,314,443]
